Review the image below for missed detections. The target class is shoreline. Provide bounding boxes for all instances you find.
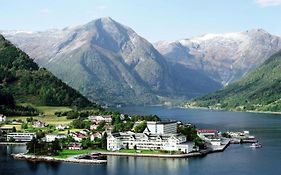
[97,151,205,158]
[183,105,281,116]
[12,153,107,164]
[10,140,232,164]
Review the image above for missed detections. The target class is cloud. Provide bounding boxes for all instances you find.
[256,0,281,6]
[40,8,51,14]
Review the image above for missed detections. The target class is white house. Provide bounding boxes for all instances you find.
[197,129,219,139]
[90,124,99,130]
[197,129,225,146]
[70,132,87,142]
[32,121,46,128]
[88,115,112,124]
[56,124,69,130]
[0,114,6,123]
[46,134,67,142]
[7,132,36,142]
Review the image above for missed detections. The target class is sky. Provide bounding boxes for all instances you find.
[1,0,281,42]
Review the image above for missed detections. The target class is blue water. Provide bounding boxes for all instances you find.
[1,106,281,175]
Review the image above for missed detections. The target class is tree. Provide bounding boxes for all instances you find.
[96,121,106,131]
[36,130,45,139]
[26,117,33,123]
[49,139,62,155]
[81,138,93,149]
[21,122,28,129]
[134,121,147,133]
[66,111,79,119]
[101,133,107,149]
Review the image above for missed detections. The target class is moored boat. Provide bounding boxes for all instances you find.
[250,142,262,148]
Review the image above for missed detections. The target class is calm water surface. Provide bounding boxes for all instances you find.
[1,106,280,175]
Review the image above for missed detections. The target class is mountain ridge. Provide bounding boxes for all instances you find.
[2,17,221,105]
[155,28,281,86]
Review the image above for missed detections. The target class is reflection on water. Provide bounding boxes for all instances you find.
[107,156,190,175]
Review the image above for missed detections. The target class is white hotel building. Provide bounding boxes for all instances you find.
[145,121,177,134]
[107,121,195,153]
[7,132,36,142]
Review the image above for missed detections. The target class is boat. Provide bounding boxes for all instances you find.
[250,142,262,148]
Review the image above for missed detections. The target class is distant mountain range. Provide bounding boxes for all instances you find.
[2,17,281,105]
[0,34,94,115]
[191,51,281,112]
[1,17,221,105]
[155,29,281,85]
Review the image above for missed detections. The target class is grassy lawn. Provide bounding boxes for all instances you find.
[1,124,21,131]
[56,129,82,134]
[8,105,73,126]
[36,106,72,116]
[53,149,94,159]
[9,116,72,125]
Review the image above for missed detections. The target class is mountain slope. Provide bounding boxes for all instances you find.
[191,51,281,112]
[0,34,94,115]
[2,17,221,105]
[155,29,281,85]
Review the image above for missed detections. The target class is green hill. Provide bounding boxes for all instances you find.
[0,35,94,115]
[191,51,281,112]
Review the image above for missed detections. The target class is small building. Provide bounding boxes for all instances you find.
[32,121,46,128]
[68,143,82,150]
[79,130,89,135]
[7,132,36,142]
[90,124,99,130]
[90,132,102,141]
[88,115,112,124]
[56,124,69,130]
[0,127,14,141]
[197,129,219,139]
[46,134,67,142]
[70,132,87,142]
[0,114,6,123]
[104,124,113,133]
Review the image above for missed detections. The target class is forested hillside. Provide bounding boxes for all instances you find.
[192,51,281,112]
[0,35,94,115]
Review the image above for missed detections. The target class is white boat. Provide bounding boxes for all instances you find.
[250,142,262,148]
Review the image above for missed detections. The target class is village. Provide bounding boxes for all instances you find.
[0,111,260,162]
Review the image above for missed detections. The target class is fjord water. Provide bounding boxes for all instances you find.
[1,107,281,175]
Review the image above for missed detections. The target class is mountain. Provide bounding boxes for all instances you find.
[2,17,221,105]
[0,34,94,115]
[191,51,281,112]
[155,29,281,85]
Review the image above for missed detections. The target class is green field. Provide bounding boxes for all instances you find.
[1,124,21,131]
[9,105,72,125]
